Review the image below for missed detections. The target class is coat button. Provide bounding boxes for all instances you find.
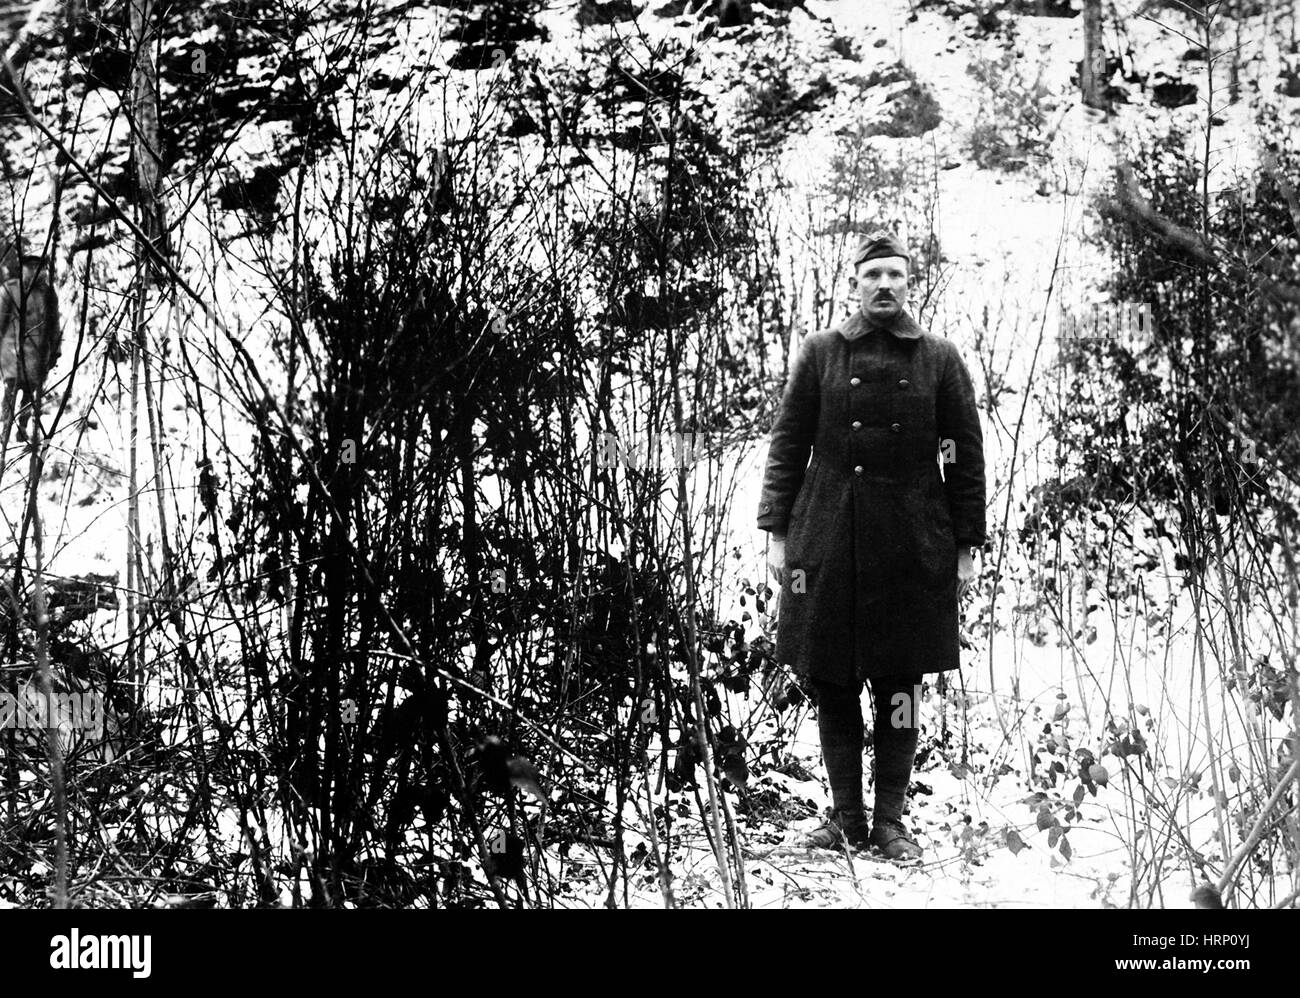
[850,376,861,386]
[854,465,864,475]
[851,420,862,430]
[898,379,909,389]
[891,423,901,433]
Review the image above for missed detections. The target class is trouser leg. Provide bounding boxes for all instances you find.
[867,674,923,823]
[811,678,864,815]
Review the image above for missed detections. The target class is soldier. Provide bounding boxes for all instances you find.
[758,230,986,860]
[0,252,61,447]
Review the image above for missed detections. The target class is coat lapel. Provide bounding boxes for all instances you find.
[835,308,923,341]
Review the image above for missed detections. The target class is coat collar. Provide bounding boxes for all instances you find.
[835,307,924,342]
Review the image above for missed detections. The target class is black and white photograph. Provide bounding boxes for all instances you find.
[0,0,1296,960]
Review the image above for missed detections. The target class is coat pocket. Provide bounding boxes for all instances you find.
[923,477,957,580]
[788,453,821,524]
[786,453,823,564]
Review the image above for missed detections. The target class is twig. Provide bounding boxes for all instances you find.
[1217,756,1300,898]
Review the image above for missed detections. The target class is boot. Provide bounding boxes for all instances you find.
[869,815,922,861]
[804,807,871,851]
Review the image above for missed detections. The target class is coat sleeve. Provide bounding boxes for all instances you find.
[757,333,820,533]
[936,340,986,549]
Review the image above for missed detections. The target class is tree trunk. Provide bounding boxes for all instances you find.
[1082,0,1109,111]
[129,0,166,250]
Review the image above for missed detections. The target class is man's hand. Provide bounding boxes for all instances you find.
[767,532,786,585]
[957,548,976,599]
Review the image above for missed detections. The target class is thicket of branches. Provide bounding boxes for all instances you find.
[2,0,839,908]
[1,0,1296,910]
[1025,4,1300,904]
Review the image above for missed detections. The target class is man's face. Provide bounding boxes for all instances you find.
[851,255,909,321]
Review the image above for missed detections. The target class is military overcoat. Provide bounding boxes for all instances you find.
[757,308,986,686]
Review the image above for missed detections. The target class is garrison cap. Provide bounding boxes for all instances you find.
[853,229,910,267]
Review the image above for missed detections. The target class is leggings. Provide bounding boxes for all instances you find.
[811,674,923,822]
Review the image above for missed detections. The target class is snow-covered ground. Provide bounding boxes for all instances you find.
[2,0,1296,907]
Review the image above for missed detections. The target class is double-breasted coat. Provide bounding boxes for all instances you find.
[757,308,986,687]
